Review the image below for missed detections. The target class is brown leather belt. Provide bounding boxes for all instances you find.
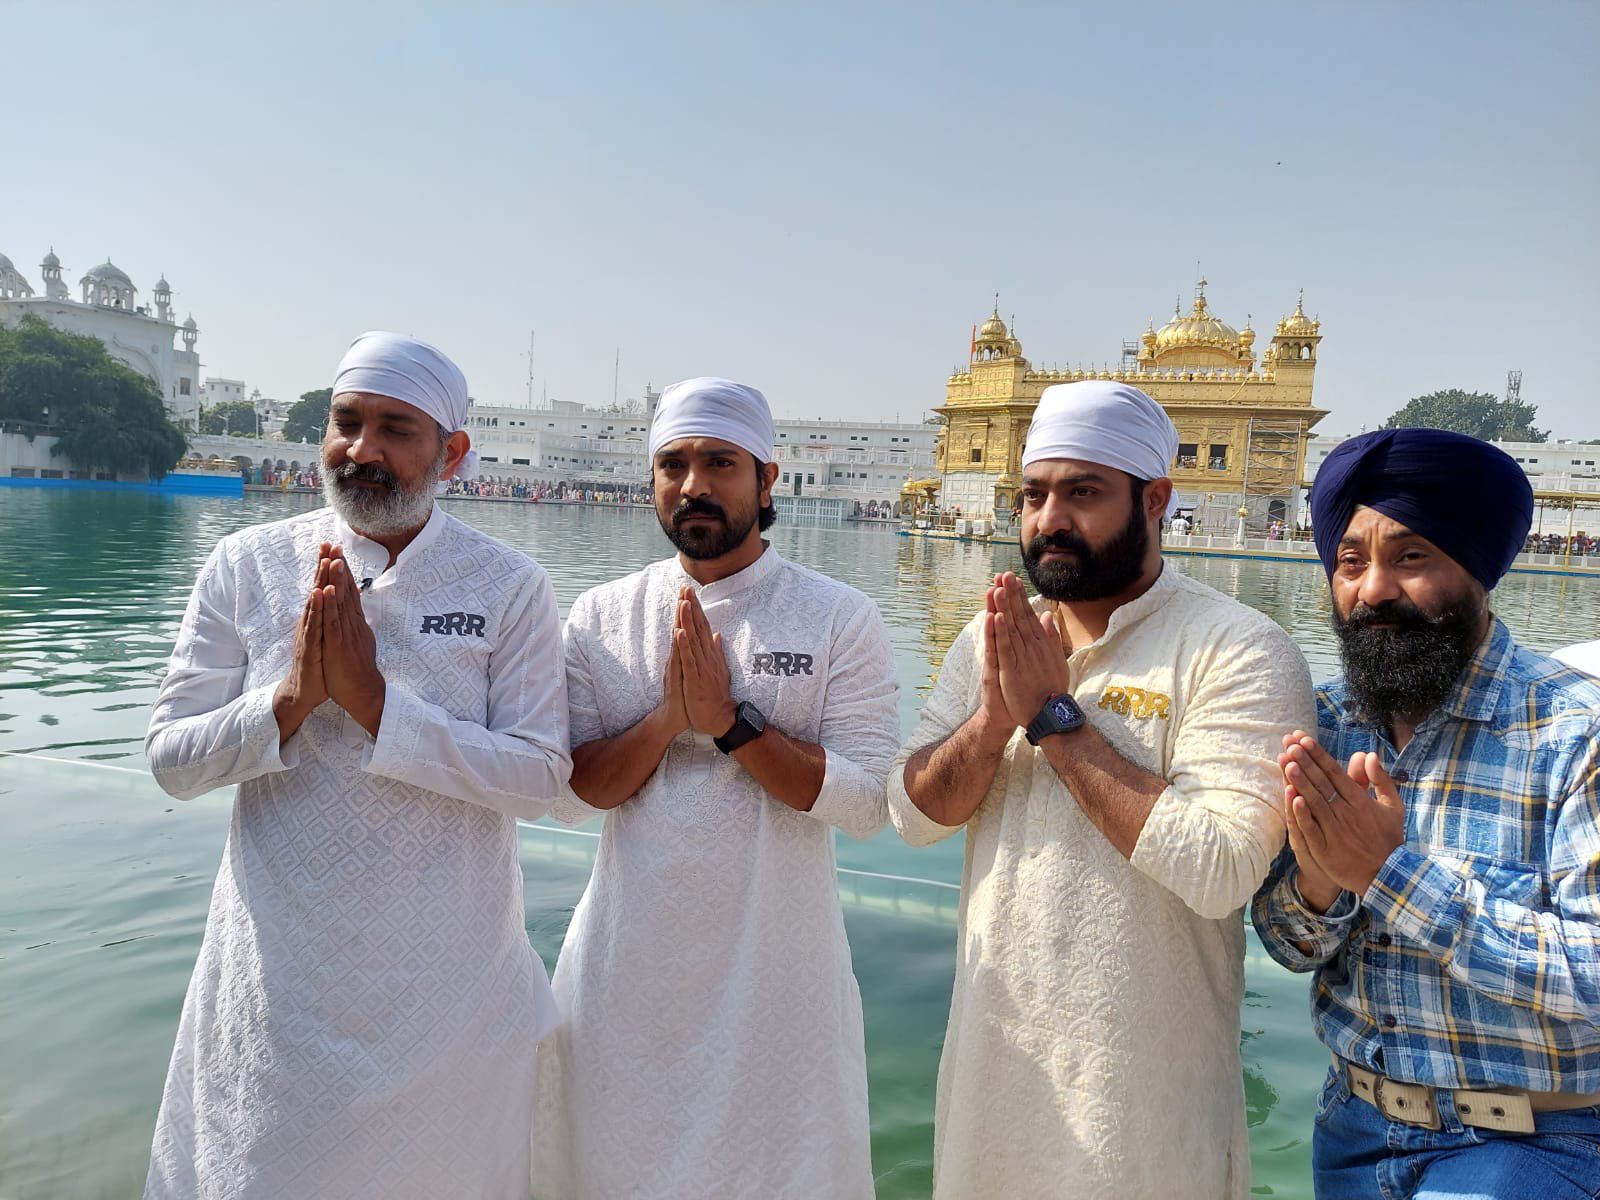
[1341,1058,1600,1135]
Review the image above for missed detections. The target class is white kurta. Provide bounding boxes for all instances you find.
[1554,638,1600,677]
[531,548,899,1200]
[144,505,571,1200]
[888,568,1315,1200]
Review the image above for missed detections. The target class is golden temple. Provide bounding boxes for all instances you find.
[930,279,1327,532]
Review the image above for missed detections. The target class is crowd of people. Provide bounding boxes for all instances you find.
[1525,530,1600,558]
[140,337,1599,1200]
[442,478,653,505]
[246,465,322,490]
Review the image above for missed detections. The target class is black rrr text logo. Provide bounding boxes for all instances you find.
[421,612,487,637]
[751,651,814,677]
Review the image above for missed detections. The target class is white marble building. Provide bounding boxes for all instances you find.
[0,248,204,426]
[464,390,937,512]
[1304,433,1600,523]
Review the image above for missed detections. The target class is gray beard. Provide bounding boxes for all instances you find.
[322,460,443,537]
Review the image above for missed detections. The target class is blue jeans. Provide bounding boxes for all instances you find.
[1312,1065,1600,1198]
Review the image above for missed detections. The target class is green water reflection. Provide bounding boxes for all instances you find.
[4,489,1598,1198]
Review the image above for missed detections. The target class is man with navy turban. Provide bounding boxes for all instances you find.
[531,377,899,1198]
[890,381,1316,1199]
[1253,428,1600,1199]
[144,333,572,1198]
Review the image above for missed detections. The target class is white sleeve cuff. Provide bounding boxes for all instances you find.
[361,683,425,778]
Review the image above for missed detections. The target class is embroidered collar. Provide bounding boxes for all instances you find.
[330,503,445,588]
[672,543,781,606]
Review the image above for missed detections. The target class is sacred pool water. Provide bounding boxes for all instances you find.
[4,488,1598,1198]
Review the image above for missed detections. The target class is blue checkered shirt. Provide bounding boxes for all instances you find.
[1251,618,1600,1092]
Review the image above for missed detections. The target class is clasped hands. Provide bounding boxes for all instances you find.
[1279,732,1406,912]
[656,587,737,739]
[973,572,1072,751]
[273,543,385,739]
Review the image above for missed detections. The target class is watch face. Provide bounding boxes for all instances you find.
[739,701,766,733]
[1051,696,1083,728]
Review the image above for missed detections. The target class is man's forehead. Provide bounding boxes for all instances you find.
[1021,458,1117,484]
[1343,505,1422,540]
[1341,505,1457,559]
[654,436,750,459]
[331,390,427,422]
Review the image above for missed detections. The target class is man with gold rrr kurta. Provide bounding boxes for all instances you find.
[890,381,1315,1199]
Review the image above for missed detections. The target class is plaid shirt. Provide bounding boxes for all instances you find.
[1251,618,1600,1092]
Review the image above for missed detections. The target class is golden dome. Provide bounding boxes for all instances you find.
[977,310,1009,342]
[1152,281,1240,355]
[1276,291,1320,336]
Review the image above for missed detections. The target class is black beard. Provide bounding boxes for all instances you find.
[660,496,756,561]
[1019,504,1149,602]
[1333,596,1485,724]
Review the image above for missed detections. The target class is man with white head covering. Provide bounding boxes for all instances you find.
[531,377,900,1198]
[888,381,1316,1199]
[144,332,571,1199]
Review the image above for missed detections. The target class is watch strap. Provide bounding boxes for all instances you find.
[1025,692,1084,745]
[714,702,765,754]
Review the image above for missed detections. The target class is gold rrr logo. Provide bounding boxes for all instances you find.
[1098,685,1171,721]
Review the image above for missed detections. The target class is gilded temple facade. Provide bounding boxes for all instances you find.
[933,280,1327,531]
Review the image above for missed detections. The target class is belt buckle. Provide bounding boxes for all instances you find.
[1374,1076,1441,1130]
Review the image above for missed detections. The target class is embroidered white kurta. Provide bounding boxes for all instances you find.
[144,505,571,1200]
[531,548,899,1200]
[888,568,1315,1200]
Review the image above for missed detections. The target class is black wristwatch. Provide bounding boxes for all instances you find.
[714,700,767,755]
[1024,693,1086,746]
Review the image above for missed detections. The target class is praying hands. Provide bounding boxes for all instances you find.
[1280,731,1406,908]
[977,571,1072,745]
[673,586,736,736]
[271,544,385,741]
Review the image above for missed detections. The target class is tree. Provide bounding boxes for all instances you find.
[199,400,260,436]
[0,315,188,478]
[1383,388,1548,442]
[281,388,331,445]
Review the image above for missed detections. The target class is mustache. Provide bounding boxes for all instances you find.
[332,460,400,491]
[1024,530,1091,558]
[1341,599,1437,633]
[671,497,727,524]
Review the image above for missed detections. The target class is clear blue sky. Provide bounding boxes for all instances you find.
[6,2,1596,436]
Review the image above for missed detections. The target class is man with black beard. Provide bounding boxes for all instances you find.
[888,381,1315,1200]
[531,377,899,1199]
[1252,429,1600,1199]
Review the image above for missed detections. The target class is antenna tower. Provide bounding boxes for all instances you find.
[526,330,536,408]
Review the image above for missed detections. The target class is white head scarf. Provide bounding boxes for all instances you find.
[331,331,479,481]
[649,377,775,463]
[1021,381,1179,515]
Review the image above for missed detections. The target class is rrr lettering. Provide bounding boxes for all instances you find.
[750,651,814,677]
[420,612,487,637]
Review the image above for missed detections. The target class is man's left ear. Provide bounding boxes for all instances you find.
[1148,477,1174,522]
[759,460,780,502]
[441,430,471,479]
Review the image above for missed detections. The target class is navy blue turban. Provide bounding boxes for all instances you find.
[1310,429,1533,590]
